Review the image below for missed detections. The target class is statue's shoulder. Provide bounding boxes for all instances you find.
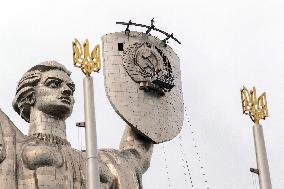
[0,108,25,139]
[0,108,26,188]
[0,108,26,163]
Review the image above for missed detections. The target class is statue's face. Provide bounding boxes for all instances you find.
[34,69,75,119]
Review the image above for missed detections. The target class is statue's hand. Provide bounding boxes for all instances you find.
[22,140,63,170]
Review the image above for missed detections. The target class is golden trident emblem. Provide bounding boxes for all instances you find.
[241,86,268,124]
[72,39,101,76]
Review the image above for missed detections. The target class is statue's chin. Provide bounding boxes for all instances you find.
[39,104,73,120]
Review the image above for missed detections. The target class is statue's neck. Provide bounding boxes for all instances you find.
[29,107,67,140]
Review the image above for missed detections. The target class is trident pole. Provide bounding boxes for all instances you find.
[84,76,100,189]
[241,86,272,189]
[253,124,272,189]
[72,39,101,189]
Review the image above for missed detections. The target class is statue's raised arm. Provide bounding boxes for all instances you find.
[99,31,184,188]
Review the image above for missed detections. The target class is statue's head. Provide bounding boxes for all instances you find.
[13,61,75,122]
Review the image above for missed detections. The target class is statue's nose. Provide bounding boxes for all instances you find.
[62,85,72,96]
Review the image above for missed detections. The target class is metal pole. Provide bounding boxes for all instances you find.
[253,124,272,189]
[83,76,100,189]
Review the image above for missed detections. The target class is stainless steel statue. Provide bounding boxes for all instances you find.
[0,61,153,189]
[0,27,183,189]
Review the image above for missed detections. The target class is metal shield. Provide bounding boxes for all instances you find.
[102,31,184,143]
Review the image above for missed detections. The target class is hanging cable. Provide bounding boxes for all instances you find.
[178,135,195,188]
[255,172,259,189]
[184,106,211,189]
[252,171,259,189]
[251,172,256,189]
[162,144,172,189]
[77,125,85,189]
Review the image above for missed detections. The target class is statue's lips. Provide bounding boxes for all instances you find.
[58,96,72,104]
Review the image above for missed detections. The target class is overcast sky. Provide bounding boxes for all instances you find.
[1,0,284,188]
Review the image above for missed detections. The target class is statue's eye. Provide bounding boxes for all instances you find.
[47,80,62,88]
